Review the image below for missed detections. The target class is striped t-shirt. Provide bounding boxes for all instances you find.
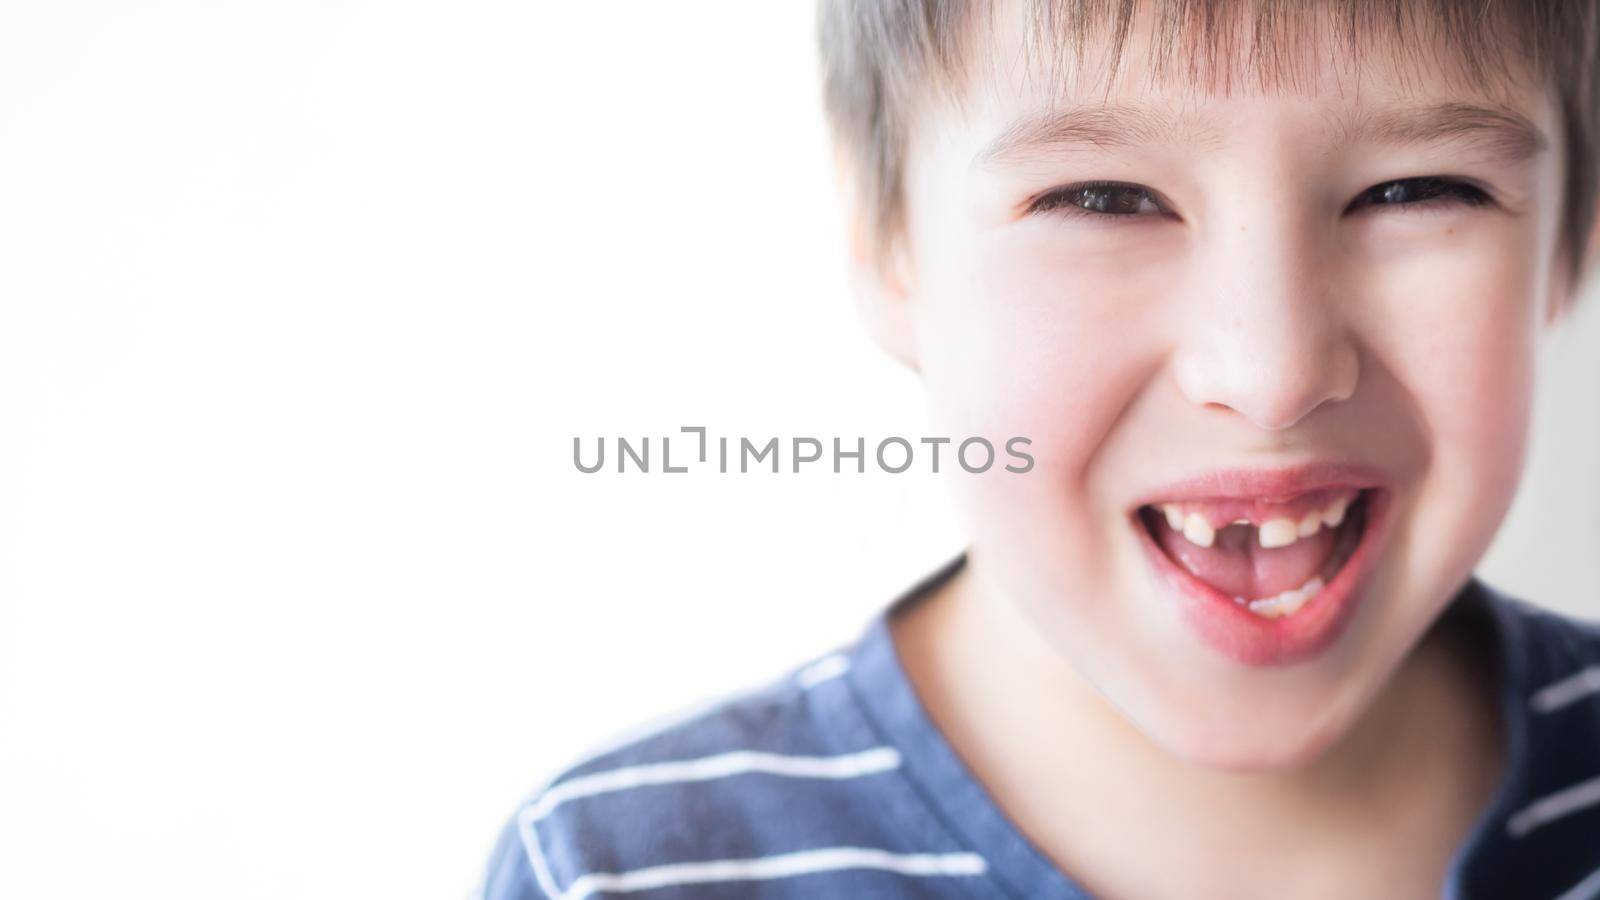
[478,555,1600,899]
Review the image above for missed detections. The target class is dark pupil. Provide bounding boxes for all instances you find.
[1080,186,1144,214]
[1379,178,1438,204]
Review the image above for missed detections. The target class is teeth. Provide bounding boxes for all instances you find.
[1246,575,1325,619]
[1321,496,1350,528]
[1248,590,1298,619]
[1253,492,1359,550]
[1182,513,1215,548]
[1258,518,1298,549]
[1157,491,1360,551]
[1163,504,1185,531]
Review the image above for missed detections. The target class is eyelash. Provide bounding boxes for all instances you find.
[1025,177,1495,222]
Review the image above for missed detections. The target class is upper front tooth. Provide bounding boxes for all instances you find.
[1258,518,1298,548]
[1321,495,1352,527]
[1182,513,1215,548]
[1297,512,1322,538]
[1163,504,1185,530]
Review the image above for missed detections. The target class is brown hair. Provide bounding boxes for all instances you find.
[818,0,1600,286]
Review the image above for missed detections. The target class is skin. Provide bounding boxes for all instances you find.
[844,3,1599,897]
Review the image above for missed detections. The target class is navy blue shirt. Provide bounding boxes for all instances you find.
[479,555,1600,899]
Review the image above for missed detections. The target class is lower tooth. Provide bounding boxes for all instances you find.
[1246,575,1324,619]
[1249,590,1297,619]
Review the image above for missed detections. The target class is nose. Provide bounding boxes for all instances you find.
[1170,224,1360,431]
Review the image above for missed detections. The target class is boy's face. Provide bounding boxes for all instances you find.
[876,4,1572,767]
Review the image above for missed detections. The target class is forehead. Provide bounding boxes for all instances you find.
[933,0,1555,153]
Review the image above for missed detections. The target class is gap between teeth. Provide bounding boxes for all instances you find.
[1235,575,1324,619]
[1161,494,1352,550]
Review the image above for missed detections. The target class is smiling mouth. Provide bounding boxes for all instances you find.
[1137,488,1373,619]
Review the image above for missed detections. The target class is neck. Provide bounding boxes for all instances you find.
[889,557,1503,897]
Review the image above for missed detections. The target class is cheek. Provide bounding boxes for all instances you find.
[904,229,1177,593]
[910,229,1170,482]
[1357,229,1542,586]
[1368,237,1539,486]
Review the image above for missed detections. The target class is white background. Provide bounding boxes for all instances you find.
[0,3,1595,898]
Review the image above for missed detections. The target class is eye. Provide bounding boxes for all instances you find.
[1026,180,1167,221]
[1346,176,1493,214]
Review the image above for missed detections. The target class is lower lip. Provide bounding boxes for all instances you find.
[1132,489,1392,667]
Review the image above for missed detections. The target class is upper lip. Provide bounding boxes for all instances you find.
[1127,461,1390,510]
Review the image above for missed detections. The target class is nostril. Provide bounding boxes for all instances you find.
[1198,389,1341,431]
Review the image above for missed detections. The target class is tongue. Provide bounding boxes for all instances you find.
[1153,517,1337,600]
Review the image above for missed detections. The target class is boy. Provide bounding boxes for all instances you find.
[482,1,1600,897]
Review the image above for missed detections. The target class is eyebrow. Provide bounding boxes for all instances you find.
[1345,101,1549,164]
[975,99,1550,168]
[976,102,1205,165]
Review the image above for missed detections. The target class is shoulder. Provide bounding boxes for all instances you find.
[477,648,902,900]
[1459,579,1600,889]
[1478,579,1600,701]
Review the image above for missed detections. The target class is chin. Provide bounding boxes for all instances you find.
[1135,690,1360,773]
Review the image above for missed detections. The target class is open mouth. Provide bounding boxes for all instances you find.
[1136,487,1375,620]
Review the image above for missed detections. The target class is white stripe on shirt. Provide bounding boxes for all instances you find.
[522,746,902,822]
[515,814,565,900]
[1507,773,1600,838]
[1552,861,1600,900]
[554,846,988,900]
[1531,666,1600,714]
[796,653,851,688]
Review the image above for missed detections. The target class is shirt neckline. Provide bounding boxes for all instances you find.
[841,551,1535,899]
